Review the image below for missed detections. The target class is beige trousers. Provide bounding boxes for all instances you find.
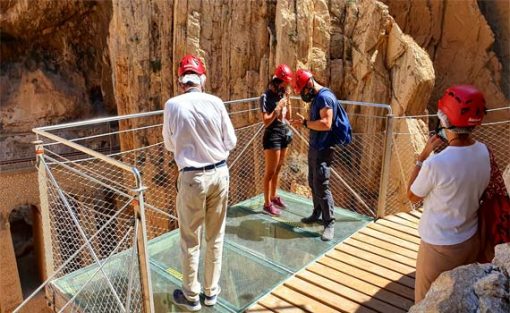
[415,232,480,303]
[176,165,229,301]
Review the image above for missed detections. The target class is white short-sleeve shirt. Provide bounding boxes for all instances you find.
[411,141,490,245]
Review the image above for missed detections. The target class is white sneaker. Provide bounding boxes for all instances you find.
[204,287,221,306]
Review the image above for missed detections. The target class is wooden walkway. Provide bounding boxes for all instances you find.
[247,210,423,313]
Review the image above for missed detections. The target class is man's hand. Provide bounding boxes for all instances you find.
[291,113,306,128]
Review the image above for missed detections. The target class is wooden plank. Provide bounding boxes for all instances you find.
[307,263,414,311]
[383,214,419,229]
[327,250,416,289]
[318,256,415,301]
[283,277,378,313]
[297,270,406,313]
[359,227,420,252]
[395,212,421,224]
[376,219,420,238]
[344,238,417,267]
[272,284,358,313]
[367,223,421,244]
[351,233,418,259]
[256,294,306,313]
[336,244,416,277]
[246,303,275,313]
[253,210,424,312]
[410,210,422,217]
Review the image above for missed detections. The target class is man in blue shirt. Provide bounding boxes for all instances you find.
[291,69,337,241]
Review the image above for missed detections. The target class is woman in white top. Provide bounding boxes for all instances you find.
[407,85,489,303]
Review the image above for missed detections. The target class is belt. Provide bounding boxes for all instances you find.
[181,160,226,172]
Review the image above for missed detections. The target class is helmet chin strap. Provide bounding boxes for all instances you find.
[307,78,315,93]
[200,74,206,91]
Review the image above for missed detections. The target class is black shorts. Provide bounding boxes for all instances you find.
[263,125,292,150]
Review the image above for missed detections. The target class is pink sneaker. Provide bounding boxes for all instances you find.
[271,196,287,208]
[263,203,281,216]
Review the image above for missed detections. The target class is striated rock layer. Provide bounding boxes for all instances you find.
[106,0,435,216]
[1,0,115,163]
[382,0,510,119]
[108,0,434,128]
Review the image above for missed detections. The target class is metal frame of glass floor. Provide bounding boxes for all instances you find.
[49,190,371,312]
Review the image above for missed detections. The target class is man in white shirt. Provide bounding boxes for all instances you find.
[162,55,237,311]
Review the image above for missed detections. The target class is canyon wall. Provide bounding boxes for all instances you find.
[106,0,435,219]
[1,0,115,163]
[108,0,434,128]
[2,0,508,161]
[382,0,510,119]
[1,1,508,312]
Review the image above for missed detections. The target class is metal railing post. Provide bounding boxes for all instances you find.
[132,168,155,313]
[376,114,394,218]
[33,139,56,279]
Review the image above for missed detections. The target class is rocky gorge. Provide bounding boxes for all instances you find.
[0,1,509,312]
[1,0,508,161]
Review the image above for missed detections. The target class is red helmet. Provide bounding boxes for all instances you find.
[274,64,293,83]
[293,69,313,93]
[438,85,486,127]
[178,55,206,77]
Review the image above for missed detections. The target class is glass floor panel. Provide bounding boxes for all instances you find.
[50,191,371,312]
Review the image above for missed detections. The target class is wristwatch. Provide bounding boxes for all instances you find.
[303,119,308,128]
[416,160,423,167]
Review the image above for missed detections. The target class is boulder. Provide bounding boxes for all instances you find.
[410,243,510,313]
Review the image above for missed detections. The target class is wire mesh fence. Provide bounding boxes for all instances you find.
[384,108,510,216]
[17,97,509,313]
[34,153,142,313]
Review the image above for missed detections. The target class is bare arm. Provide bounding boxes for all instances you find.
[261,100,283,127]
[291,107,332,131]
[407,166,424,203]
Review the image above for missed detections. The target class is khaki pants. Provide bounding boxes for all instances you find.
[176,165,229,301]
[415,232,480,303]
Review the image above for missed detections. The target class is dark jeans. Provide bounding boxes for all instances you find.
[308,147,335,227]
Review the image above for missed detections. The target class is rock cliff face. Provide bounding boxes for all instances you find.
[3,0,508,153]
[382,0,510,119]
[2,0,508,161]
[0,1,508,312]
[1,0,114,162]
[479,0,510,100]
[108,0,434,128]
[105,0,435,218]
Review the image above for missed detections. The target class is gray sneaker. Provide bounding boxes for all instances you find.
[321,226,334,241]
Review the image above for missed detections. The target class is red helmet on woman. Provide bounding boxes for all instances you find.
[178,55,206,77]
[293,69,313,93]
[274,64,293,83]
[438,85,486,127]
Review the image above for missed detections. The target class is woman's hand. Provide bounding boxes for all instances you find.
[274,101,285,117]
[418,135,444,161]
[291,113,306,128]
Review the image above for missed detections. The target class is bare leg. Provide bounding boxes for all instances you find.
[270,147,287,200]
[263,149,280,205]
